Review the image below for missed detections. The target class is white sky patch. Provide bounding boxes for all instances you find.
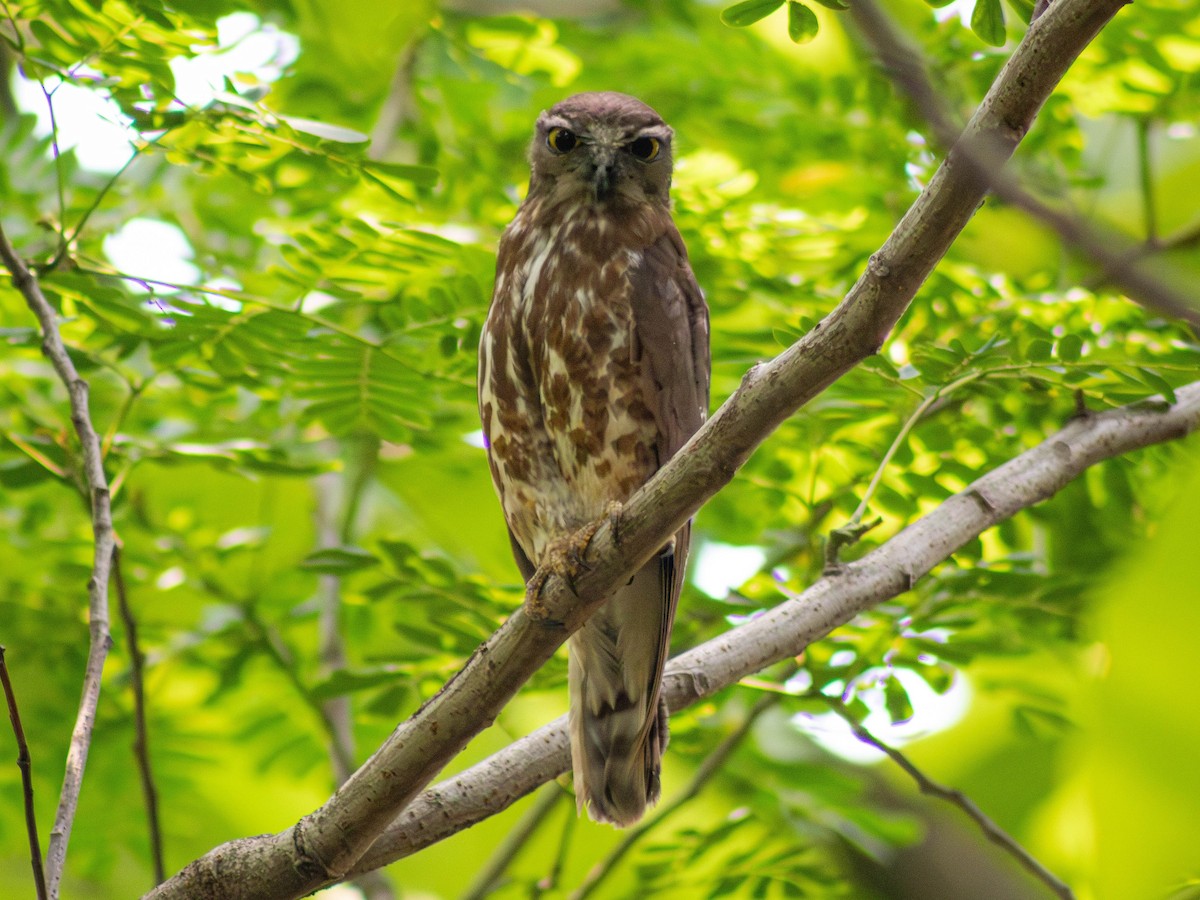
[13,14,302,286]
[795,668,972,764]
[462,429,488,449]
[155,566,186,590]
[300,290,340,314]
[13,75,135,172]
[692,541,768,599]
[13,12,298,176]
[934,0,975,26]
[315,888,373,900]
[170,12,299,108]
[200,277,246,312]
[104,218,201,289]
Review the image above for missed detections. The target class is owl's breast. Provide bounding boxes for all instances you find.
[480,207,670,561]
[523,219,661,521]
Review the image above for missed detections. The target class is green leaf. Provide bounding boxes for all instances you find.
[278,115,369,143]
[720,0,785,27]
[1005,0,1036,24]
[970,0,1007,45]
[309,667,401,701]
[809,0,848,10]
[884,677,914,723]
[1137,367,1177,403]
[362,160,440,188]
[299,546,379,573]
[787,2,820,43]
[1056,333,1083,362]
[1025,338,1053,362]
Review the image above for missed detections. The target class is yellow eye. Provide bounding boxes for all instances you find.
[547,127,578,153]
[628,136,660,161]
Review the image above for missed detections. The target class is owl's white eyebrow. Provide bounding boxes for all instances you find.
[633,126,672,142]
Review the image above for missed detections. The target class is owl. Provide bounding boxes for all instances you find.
[478,92,710,826]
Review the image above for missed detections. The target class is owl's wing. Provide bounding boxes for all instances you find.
[506,527,537,582]
[568,223,709,824]
[629,225,711,461]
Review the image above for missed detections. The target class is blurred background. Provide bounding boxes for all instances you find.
[1,0,1198,897]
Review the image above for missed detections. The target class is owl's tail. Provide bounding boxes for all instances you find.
[567,539,682,827]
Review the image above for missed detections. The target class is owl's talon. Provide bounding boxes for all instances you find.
[526,566,549,599]
[527,515,610,603]
[603,500,625,547]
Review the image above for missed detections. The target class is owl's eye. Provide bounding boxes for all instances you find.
[627,136,660,161]
[547,127,578,154]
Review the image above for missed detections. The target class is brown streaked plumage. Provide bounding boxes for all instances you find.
[478,92,710,826]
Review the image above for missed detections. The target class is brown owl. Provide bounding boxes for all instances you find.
[478,92,710,826]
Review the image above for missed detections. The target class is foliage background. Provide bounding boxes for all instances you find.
[1,0,1198,897]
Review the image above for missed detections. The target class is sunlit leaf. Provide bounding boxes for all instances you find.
[971,0,1007,46]
[720,0,785,27]
[787,2,819,43]
[300,546,380,573]
[278,115,370,144]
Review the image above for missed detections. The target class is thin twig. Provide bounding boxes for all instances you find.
[1136,117,1158,247]
[986,172,1200,325]
[462,783,565,900]
[315,470,356,786]
[368,38,422,162]
[532,796,576,899]
[0,39,17,117]
[44,144,148,274]
[1,646,49,900]
[0,223,116,900]
[113,545,164,885]
[570,689,785,900]
[822,697,1074,899]
[315,437,396,900]
[849,0,1200,327]
[236,603,357,778]
[849,365,996,525]
[40,83,69,256]
[3,429,67,478]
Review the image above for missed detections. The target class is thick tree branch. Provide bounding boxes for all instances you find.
[348,380,1200,875]
[0,223,116,900]
[144,1,1135,896]
[849,0,1200,327]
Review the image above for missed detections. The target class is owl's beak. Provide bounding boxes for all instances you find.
[590,149,617,202]
[592,163,614,202]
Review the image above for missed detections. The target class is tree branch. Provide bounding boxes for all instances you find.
[848,0,1200,327]
[1,646,49,900]
[822,697,1073,899]
[0,223,116,900]
[114,545,165,886]
[347,380,1200,877]
[144,1,1136,895]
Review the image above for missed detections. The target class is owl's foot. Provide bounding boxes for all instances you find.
[525,513,614,610]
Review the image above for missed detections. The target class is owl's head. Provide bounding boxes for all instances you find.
[528,92,674,210]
